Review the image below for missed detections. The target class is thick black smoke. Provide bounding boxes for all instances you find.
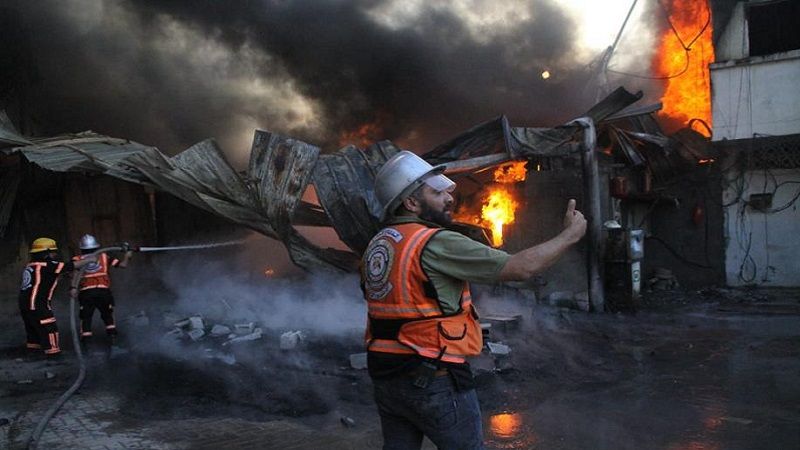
[3,0,621,164]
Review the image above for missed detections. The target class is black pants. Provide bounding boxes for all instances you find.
[18,301,61,355]
[78,288,117,338]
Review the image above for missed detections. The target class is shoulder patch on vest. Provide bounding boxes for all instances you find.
[375,227,403,243]
[20,268,32,291]
[364,238,394,300]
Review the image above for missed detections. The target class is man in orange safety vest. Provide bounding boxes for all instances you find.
[362,151,587,449]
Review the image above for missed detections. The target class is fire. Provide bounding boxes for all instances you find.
[654,0,714,136]
[489,412,522,439]
[264,268,275,277]
[338,113,389,148]
[482,188,518,247]
[493,161,528,183]
[454,161,526,247]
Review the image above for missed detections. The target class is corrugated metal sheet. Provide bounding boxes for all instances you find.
[3,86,666,272]
[313,141,398,254]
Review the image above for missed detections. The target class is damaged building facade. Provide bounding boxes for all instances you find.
[711,0,800,286]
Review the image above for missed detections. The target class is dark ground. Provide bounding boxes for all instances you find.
[1,286,799,449]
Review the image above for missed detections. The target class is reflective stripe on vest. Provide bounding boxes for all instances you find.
[74,253,112,291]
[362,223,483,363]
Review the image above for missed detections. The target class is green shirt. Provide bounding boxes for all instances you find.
[388,217,511,314]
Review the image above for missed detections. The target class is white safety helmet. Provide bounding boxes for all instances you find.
[79,234,101,250]
[375,151,455,221]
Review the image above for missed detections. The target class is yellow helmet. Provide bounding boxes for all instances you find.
[30,237,58,254]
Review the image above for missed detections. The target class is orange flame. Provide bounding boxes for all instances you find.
[493,161,528,183]
[489,412,523,439]
[454,162,526,247]
[338,113,389,148]
[654,0,714,136]
[264,268,275,277]
[482,188,518,247]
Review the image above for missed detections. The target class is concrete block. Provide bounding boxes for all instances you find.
[188,329,205,341]
[210,324,231,337]
[233,322,255,335]
[486,341,511,356]
[224,328,263,345]
[188,316,204,330]
[349,352,367,370]
[280,330,305,350]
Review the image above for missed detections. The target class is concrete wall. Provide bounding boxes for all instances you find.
[723,168,800,286]
[714,2,747,62]
[710,50,800,140]
[637,167,726,289]
[712,3,800,286]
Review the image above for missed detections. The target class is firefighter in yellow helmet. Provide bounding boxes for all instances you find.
[72,234,132,342]
[362,151,587,448]
[18,238,96,356]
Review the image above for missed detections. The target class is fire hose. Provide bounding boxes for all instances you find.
[26,239,244,449]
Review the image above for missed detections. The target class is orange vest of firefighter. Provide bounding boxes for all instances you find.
[362,222,483,364]
[72,253,115,291]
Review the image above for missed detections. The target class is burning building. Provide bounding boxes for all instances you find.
[2,0,800,304]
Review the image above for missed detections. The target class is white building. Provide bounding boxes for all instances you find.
[711,0,800,285]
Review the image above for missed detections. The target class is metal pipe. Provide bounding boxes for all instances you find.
[567,117,605,312]
[135,239,245,253]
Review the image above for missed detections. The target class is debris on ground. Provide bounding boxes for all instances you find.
[280,330,306,350]
[210,324,232,337]
[233,322,256,335]
[349,353,367,370]
[486,342,511,356]
[649,267,679,291]
[340,416,356,428]
[224,328,263,346]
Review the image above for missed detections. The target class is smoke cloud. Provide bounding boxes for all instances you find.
[0,0,655,168]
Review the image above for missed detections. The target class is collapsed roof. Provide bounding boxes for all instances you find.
[3,87,710,272]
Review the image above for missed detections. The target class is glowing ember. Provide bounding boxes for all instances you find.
[654,0,714,136]
[541,70,551,80]
[489,412,522,439]
[698,158,715,165]
[264,268,275,277]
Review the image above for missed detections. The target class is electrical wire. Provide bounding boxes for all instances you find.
[606,0,711,80]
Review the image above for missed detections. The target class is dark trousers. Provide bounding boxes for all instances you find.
[18,303,61,355]
[373,374,485,450]
[78,288,116,338]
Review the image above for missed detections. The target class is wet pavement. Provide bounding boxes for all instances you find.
[1,287,799,449]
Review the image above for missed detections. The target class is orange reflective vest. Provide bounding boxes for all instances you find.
[361,222,483,364]
[73,253,117,291]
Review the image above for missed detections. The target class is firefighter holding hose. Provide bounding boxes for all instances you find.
[362,151,586,449]
[72,234,133,342]
[18,238,97,356]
